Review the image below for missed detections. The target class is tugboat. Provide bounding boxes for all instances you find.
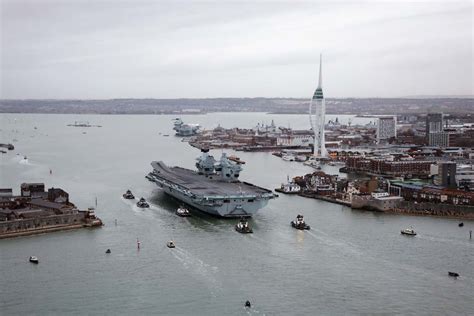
[122,190,135,199]
[176,206,191,217]
[401,228,417,236]
[29,256,39,264]
[235,217,253,234]
[166,240,175,248]
[291,214,310,230]
[136,197,150,208]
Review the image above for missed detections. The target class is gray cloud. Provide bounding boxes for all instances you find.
[1,0,472,98]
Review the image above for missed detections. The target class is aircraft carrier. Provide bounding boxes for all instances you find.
[146,150,277,217]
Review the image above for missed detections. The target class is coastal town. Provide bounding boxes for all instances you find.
[174,110,474,220]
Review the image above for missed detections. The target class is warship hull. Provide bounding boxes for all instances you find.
[147,161,276,218]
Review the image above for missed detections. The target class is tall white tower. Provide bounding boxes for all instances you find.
[309,54,327,158]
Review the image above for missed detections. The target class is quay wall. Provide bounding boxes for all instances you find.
[351,195,474,219]
[0,213,88,239]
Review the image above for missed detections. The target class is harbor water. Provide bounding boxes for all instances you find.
[0,113,473,315]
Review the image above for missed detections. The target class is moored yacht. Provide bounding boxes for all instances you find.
[275,176,301,194]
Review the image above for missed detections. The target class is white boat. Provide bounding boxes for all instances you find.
[401,228,416,236]
[29,256,39,264]
[166,240,175,248]
[295,155,307,162]
[176,207,191,217]
[275,176,301,194]
[304,160,321,169]
[282,155,295,162]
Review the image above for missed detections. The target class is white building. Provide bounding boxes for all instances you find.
[376,116,397,144]
[309,54,327,157]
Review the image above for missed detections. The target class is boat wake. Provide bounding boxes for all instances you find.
[416,234,473,247]
[305,230,362,256]
[169,246,222,296]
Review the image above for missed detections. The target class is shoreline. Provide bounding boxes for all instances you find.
[294,191,474,220]
[0,223,101,240]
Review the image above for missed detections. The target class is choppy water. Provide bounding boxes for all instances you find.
[0,113,473,315]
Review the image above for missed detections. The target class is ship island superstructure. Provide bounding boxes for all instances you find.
[146,150,277,217]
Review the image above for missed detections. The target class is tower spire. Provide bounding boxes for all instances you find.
[317,53,323,89]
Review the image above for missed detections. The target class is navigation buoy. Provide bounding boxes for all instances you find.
[245,300,251,308]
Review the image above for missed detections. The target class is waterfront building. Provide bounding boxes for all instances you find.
[376,116,397,144]
[309,54,327,158]
[345,155,434,178]
[0,183,102,238]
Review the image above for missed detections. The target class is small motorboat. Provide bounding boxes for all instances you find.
[458,222,464,227]
[448,271,459,277]
[291,214,310,230]
[122,190,135,199]
[176,206,191,217]
[235,218,253,234]
[29,256,39,264]
[136,197,150,208]
[166,240,175,248]
[245,300,251,308]
[401,228,417,236]
[105,249,111,254]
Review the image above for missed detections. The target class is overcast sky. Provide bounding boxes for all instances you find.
[1,0,472,99]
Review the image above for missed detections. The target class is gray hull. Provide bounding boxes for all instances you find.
[161,185,270,217]
[147,161,276,218]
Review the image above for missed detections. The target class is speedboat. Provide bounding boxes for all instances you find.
[176,206,191,217]
[29,256,39,264]
[136,197,150,208]
[235,218,253,234]
[448,271,459,277]
[166,240,175,248]
[122,190,135,199]
[291,214,310,230]
[401,228,416,236]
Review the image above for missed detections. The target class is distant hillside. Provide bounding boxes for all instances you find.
[0,98,472,115]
